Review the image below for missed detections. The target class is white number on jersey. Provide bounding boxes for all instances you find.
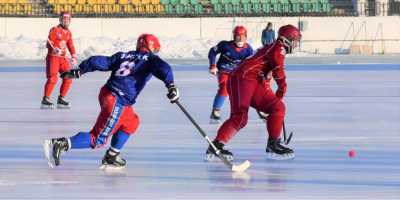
[116,61,135,77]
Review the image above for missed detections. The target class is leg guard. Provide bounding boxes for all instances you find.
[266,100,286,140]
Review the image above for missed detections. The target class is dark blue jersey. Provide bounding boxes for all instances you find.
[208,40,253,73]
[78,51,174,106]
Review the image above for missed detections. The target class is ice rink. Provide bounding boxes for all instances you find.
[0,62,399,199]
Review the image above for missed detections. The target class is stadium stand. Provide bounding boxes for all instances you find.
[0,0,399,17]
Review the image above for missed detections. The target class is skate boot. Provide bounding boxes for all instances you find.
[57,95,71,109]
[40,96,55,109]
[205,140,234,161]
[100,148,126,170]
[43,137,69,168]
[209,109,221,124]
[266,138,295,160]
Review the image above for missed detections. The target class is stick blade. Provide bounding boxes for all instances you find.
[231,160,251,172]
[285,132,293,145]
[43,140,54,168]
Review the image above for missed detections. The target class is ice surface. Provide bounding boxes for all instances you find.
[0,63,399,199]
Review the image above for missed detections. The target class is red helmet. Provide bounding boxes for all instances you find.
[233,25,247,38]
[136,34,161,53]
[60,11,71,20]
[278,24,302,53]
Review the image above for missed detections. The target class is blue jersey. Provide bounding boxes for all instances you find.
[78,51,174,106]
[208,40,253,73]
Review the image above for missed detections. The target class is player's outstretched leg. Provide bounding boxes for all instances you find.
[209,109,221,124]
[100,148,126,169]
[57,95,71,109]
[43,137,69,168]
[205,140,234,162]
[266,137,295,160]
[41,96,55,109]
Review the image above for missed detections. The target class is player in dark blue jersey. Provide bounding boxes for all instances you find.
[208,26,254,124]
[43,34,180,169]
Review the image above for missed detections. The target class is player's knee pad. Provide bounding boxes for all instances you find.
[230,113,248,130]
[217,82,229,96]
[123,114,140,135]
[270,100,286,117]
[217,87,229,97]
[46,76,58,85]
[118,110,140,135]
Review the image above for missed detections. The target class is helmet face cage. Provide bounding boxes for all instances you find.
[233,26,247,47]
[278,25,302,53]
[59,12,71,28]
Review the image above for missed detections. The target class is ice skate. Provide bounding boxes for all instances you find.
[100,148,126,170]
[209,109,221,124]
[57,95,71,109]
[40,96,55,109]
[43,137,69,168]
[266,138,295,160]
[205,140,234,162]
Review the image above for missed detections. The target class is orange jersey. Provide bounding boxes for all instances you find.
[47,25,76,57]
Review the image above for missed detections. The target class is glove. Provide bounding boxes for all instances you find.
[166,84,180,103]
[60,69,81,79]
[209,64,218,75]
[275,89,285,99]
[71,54,78,66]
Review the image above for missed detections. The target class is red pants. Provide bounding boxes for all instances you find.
[44,55,72,97]
[215,74,286,143]
[217,72,230,97]
[90,87,140,148]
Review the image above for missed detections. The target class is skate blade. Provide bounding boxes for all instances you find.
[204,154,234,162]
[40,105,55,109]
[266,152,295,160]
[209,119,221,125]
[43,140,54,168]
[57,104,71,109]
[99,164,125,171]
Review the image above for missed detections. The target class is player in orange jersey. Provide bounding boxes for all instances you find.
[41,11,78,109]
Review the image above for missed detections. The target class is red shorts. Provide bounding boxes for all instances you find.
[90,87,140,148]
[46,55,71,78]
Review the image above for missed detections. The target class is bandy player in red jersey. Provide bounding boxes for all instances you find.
[205,24,301,161]
[41,11,78,109]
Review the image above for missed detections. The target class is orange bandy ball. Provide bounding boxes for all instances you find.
[348,150,356,158]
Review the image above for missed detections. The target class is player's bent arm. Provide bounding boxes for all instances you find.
[150,57,175,87]
[208,42,223,68]
[66,32,76,56]
[272,66,287,98]
[150,57,179,103]
[78,52,122,74]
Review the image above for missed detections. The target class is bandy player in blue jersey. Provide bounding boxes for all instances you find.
[208,26,254,124]
[43,34,180,169]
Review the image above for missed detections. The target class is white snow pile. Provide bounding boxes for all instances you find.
[0,35,225,60]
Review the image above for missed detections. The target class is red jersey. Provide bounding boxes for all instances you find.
[233,40,287,97]
[47,25,76,57]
